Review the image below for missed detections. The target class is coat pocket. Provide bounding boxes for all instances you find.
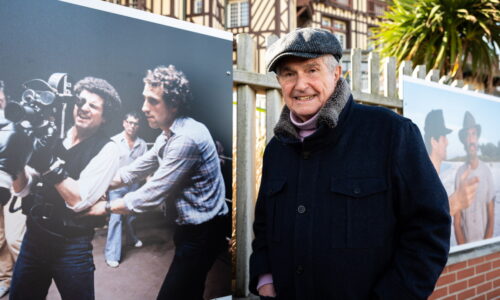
[331,177,388,248]
[266,178,286,242]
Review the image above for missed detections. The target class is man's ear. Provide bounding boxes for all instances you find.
[334,65,342,81]
[430,136,438,149]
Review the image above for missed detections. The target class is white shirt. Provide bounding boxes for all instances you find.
[14,129,120,213]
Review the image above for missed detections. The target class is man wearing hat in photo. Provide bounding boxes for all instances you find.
[249,27,450,300]
[424,109,478,217]
[454,111,495,244]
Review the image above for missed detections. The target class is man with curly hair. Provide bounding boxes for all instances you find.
[87,65,228,300]
[10,76,121,299]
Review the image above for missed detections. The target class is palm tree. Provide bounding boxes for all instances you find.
[371,0,500,93]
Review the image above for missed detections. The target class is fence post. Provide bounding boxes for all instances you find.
[351,48,362,92]
[368,51,380,95]
[266,34,281,144]
[438,75,451,85]
[384,56,397,99]
[236,33,256,297]
[426,69,440,82]
[463,84,474,91]
[398,60,412,99]
[412,65,426,79]
[451,79,464,88]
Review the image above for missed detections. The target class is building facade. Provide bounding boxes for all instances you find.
[104,0,388,71]
[104,0,389,72]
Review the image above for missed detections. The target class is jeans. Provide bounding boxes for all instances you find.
[156,215,228,300]
[10,219,95,300]
[104,184,140,262]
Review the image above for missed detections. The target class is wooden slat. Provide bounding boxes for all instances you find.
[233,69,281,90]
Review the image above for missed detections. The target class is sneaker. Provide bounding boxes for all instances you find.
[106,260,119,268]
[134,240,143,248]
[0,286,9,298]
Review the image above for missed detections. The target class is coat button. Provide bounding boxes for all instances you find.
[353,186,361,195]
[297,205,306,214]
[296,265,304,274]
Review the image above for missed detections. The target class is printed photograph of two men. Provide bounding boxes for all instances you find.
[0,0,232,299]
[404,77,500,249]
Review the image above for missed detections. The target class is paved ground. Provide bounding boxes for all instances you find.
[2,211,232,300]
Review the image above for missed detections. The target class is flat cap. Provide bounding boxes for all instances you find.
[265,27,343,73]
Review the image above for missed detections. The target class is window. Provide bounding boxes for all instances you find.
[367,26,377,50]
[128,0,138,8]
[321,16,348,49]
[194,0,203,14]
[334,0,350,6]
[367,0,388,17]
[227,0,249,28]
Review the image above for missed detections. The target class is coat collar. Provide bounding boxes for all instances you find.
[274,77,351,141]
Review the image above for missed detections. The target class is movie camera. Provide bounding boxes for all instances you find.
[0,73,76,206]
[5,73,76,139]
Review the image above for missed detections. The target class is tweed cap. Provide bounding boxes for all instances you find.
[266,27,343,73]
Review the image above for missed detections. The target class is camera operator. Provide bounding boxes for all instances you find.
[8,77,121,300]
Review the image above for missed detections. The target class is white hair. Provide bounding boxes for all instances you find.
[275,54,339,75]
[322,54,339,72]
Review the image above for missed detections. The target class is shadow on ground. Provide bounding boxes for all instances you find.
[29,211,232,300]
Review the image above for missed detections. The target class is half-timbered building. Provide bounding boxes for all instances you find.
[105,0,388,72]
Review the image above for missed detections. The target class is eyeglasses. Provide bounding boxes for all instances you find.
[125,120,140,127]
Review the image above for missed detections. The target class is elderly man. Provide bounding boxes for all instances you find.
[10,77,121,299]
[423,109,478,217]
[87,65,228,300]
[454,111,495,244]
[249,28,450,300]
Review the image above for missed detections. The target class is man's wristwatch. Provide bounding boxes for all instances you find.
[105,201,112,214]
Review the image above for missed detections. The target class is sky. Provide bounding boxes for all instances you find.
[403,76,500,160]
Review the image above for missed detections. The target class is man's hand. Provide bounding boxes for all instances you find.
[258,283,277,298]
[28,136,59,174]
[451,167,479,216]
[85,200,108,216]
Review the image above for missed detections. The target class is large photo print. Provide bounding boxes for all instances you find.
[0,0,232,299]
[403,76,500,250]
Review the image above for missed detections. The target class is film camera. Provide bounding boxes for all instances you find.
[5,73,75,138]
[0,73,76,206]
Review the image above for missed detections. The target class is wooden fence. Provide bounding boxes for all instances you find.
[232,33,496,298]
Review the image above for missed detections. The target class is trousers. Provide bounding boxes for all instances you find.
[10,219,95,300]
[0,198,26,289]
[156,215,228,300]
[104,184,140,262]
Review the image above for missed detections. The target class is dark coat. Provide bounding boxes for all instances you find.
[249,79,451,300]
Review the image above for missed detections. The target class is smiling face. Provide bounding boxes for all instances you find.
[73,89,106,134]
[141,83,177,132]
[276,55,341,122]
[465,127,479,159]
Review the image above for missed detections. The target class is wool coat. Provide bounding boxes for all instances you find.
[249,78,451,300]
